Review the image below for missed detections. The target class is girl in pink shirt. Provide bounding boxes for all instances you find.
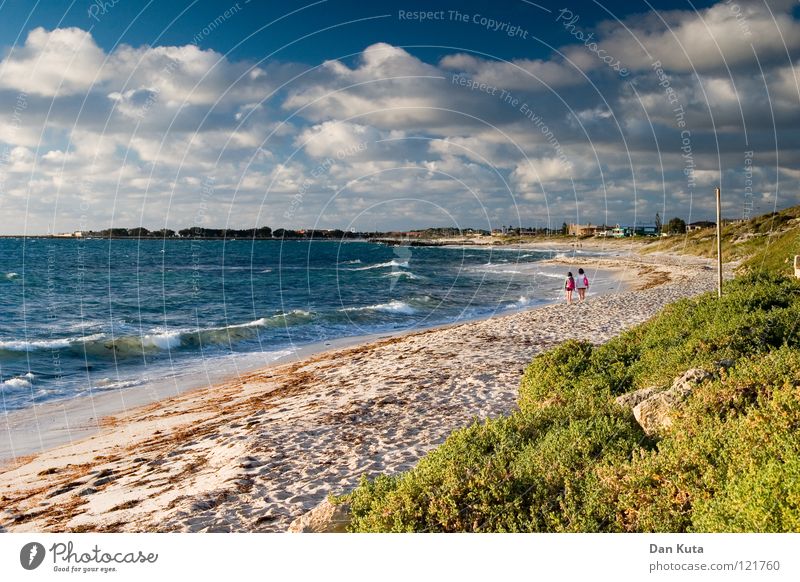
[565,272,575,304]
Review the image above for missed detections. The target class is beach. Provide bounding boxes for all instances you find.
[0,251,723,533]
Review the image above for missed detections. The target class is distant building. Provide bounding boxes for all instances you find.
[687,221,715,232]
[611,224,659,237]
[568,224,606,236]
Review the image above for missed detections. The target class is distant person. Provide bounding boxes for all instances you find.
[576,268,589,302]
[565,272,575,304]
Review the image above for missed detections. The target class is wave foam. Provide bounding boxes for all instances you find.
[505,296,534,310]
[341,300,417,315]
[385,271,419,280]
[350,259,409,271]
[0,313,316,359]
[1,377,32,390]
[535,271,565,279]
[0,334,105,352]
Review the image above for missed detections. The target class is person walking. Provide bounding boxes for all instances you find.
[565,271,575,304]
[575,268,589,302]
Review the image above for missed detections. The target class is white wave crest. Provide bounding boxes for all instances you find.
[141,331,182,350]
[1,377,32,390]
[504,296,534,310]
[350,259,409,271]
[385,271,419,280]
[0,334,104,351]
[341,300,417,315]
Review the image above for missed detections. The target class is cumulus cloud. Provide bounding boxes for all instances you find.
[439,53,583,91]
[0,27,107,96]
[580,1,800,74]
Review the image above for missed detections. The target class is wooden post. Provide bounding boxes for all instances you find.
[716,187,723,298]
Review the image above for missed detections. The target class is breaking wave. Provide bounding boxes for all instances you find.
[340,300,417,315]
[0,312,316,359]
[349,259,409,271]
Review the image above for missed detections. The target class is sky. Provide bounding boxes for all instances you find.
[0,0,797,234]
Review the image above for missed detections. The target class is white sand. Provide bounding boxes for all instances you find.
[0,252,724,532]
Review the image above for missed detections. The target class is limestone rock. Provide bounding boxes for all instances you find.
[670,368,713,397]
[633,393,677,435]
[615,386,662,410]
[287,498,351,533]
[632,368,713,435]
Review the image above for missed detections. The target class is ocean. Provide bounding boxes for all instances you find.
[0,237,586,413]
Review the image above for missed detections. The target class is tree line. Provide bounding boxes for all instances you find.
[79,227,370,239]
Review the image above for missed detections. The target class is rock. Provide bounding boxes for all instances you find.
[633,368,713,435]
[670,368,713,397]
[287,498,351,533]
[633,393,677,435]
[615,386,662,409]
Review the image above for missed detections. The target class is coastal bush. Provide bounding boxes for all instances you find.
[517,340,595,412]
[347,397,645,532]
[606,347,800,532]
[586,273,800,392]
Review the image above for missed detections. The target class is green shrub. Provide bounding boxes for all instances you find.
[588,273,800,391]
[348,395,645,532]
[518,340,594,412]
[606,347,800,532]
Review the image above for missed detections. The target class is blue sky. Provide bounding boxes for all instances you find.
[0,0,798,233]
[1,0,721,64]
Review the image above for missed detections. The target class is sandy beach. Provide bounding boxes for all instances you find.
[0,250,723,533]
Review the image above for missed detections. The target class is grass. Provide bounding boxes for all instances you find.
[642,205,800,277]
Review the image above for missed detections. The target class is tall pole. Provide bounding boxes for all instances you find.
[715,187,723,298]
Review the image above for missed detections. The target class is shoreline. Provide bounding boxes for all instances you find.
[0,260,633,462]
[0,253,723,533]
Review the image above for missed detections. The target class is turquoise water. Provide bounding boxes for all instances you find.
[0,238,570,412]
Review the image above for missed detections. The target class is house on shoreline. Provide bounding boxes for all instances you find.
[569,223,659,237]
[568,224,608,236]
[687,221,716,232]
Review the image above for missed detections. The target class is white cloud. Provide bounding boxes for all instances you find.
[439,53,582,91]
[0,27,106,96]
[294,121,379,159]
[584,1,800,74]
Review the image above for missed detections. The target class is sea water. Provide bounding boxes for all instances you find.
[0,238,589,412]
